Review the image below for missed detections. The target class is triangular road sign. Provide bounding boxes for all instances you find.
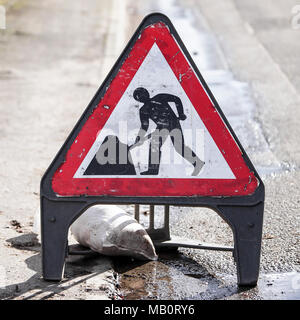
[50,14,259,198]
[41,13,265,286]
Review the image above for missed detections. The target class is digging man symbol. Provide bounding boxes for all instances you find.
[131,87,205,176]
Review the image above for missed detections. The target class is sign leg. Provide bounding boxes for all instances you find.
[134,204,140,222]
[217,202,264,286]
[40,197,87,281]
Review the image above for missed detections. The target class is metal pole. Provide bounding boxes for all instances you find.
[164,205,170,240]
[164,205,170,228]
[149,205,155,230]
[134,204,140,222]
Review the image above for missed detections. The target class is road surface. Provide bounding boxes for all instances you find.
[0,0,299,299]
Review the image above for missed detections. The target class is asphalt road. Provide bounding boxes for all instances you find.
[0,0,299,300]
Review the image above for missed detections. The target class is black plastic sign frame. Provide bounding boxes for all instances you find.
[40,13,264,286]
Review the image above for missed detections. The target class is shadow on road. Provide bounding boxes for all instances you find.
[1,233,114,300]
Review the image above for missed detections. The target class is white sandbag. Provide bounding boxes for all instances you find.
[71,205,158,261]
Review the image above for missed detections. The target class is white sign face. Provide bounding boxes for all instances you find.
[74,43,235,179]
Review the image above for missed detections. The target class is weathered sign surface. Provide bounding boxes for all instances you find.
[51,20,258,198]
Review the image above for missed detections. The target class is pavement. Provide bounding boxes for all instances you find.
[0,0,299,300]
[0,0,127,300]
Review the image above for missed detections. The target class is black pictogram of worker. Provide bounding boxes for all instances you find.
[131,87,205,176]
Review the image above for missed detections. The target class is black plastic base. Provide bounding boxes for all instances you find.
[41,196,264,286]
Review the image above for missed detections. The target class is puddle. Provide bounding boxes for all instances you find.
[218,272,300,300]
[112,252,237,300]
[113,252,300,300]
[257,272,300,300]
